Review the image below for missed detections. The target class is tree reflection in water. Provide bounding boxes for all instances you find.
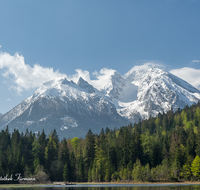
[15,185,200,190]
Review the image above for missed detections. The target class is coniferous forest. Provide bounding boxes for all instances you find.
[1,102,200,183]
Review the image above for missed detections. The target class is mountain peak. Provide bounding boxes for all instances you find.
[61,78,70,85]
[105,71,126,99]
[59,78,76,86]
[77,77,95,93]
[124,64,168,89]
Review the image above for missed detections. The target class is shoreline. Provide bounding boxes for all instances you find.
[1,181,200,188]
[76,181,200,185]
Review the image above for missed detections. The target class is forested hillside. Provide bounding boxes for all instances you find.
[1,102,200,182]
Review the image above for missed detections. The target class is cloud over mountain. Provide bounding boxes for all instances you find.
[170,67,200,90]
[0,51,117,94]
[1,50,200,96]
[0,52,66,93]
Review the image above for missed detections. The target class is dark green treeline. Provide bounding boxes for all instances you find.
[1,102,200,182]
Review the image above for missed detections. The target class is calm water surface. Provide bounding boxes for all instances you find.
[4,184,200,190]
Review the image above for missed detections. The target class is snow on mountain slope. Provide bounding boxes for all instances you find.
[114,64,200,122]
[0,77,127,139]
[99,70,126,99]
[0,63,199,139]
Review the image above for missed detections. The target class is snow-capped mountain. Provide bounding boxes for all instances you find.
[119,64,200,122]
[0,77,128,139]
[0,64,199,139]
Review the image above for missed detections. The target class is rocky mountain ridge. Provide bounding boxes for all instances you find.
[0,64,199,139]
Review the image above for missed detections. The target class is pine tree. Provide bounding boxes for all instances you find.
[130,125,143,164]
[69,151,76,181]
[77,156,84,181]
[38,129,47,166]
[123,127,130,167]
[44,137,58,171]
[186,124,196,159]
[59,138,69,165]
[71,137,80,157]
[84,129,95,173]
[63,163,69,182]
[195,123,200,157]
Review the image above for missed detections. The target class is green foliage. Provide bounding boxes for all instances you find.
[191,155,200,179]
[77,156,84,182]
[181,110,188,127]
[142,163,151,181]
[71,137,80,149]
[33,156,40,174]
[0,102,200,182]
[44,137,58,170]
[141,131,155,166]
[59,138,69,165]
[84,129,95,174]
[34,165,49,183]
[180,162,191,180]
[151,160,170,181]
[63,163,69,182]
[132,159,142,181]
[50,160,63,181]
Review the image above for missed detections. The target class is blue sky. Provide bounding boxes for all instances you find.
[0,0,200,114]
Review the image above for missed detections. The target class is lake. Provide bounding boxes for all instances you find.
[3,184,200,190]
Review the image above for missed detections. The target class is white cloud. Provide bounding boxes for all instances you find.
[141,62,165,68]
[170,67,200,90]
[6,98,11,102]
[74,65,200,92]
[191,60,200,63]
[0,45,2,49]
[67,68,116,90]
[0,51,118,94]
[68,69,91,83]
[5,50,199,99]
[90,68,116,90]
[0,52,67,94]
